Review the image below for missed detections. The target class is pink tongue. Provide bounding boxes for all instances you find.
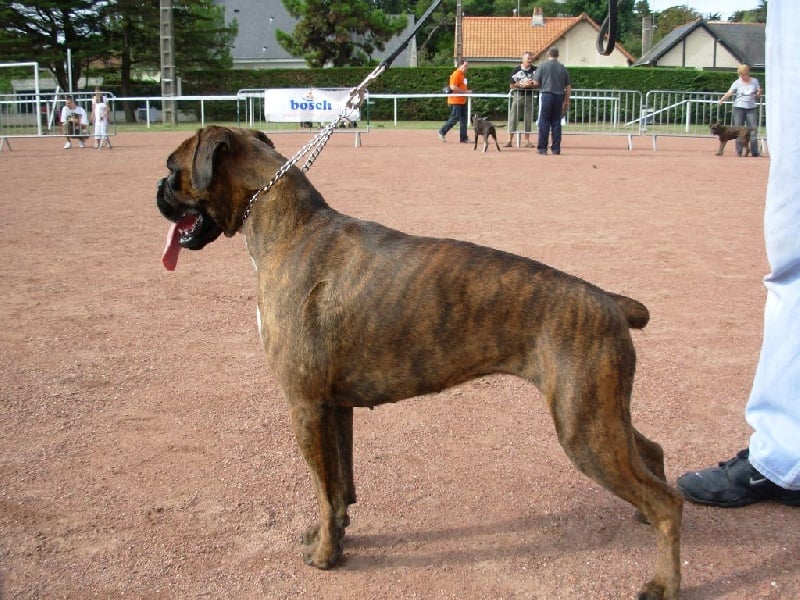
[161,214,198,271]
[161,222,182,271]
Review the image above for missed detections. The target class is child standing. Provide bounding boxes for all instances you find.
[91,91,109,149]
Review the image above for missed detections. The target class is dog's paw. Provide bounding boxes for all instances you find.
[300,523,320,546]
[302,535,344,569]
[303,547,336,569]
[637,579,675,600]
[633,509,650,525]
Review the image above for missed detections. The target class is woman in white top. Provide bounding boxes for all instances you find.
[719,64,762,157]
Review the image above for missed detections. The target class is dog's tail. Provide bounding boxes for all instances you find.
[609,293,650,329]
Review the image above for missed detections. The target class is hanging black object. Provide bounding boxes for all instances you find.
[597,0,620,56]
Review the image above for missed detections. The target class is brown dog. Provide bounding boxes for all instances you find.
[156,126,683,600]
[710,121,752,156]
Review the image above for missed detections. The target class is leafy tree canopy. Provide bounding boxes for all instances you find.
[0,0,107,91]
[0,0,235,92]
[277,0,409,67]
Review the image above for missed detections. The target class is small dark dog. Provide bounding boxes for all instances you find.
[471,114,502,152]
[710,121,753,156]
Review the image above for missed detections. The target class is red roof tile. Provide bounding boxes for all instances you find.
[461,13,634,63]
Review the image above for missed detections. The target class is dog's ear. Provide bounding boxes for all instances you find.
[191,126,234,191]
[250,129,275,149]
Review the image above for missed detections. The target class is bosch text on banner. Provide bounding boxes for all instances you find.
[264,89,360,123]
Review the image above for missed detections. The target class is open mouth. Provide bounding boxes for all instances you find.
[175,211,203,246]
[161,209,223,271]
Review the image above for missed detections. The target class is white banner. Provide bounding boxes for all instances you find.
[264,88,360,123]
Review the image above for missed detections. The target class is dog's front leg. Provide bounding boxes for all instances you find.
[290,403,349,569]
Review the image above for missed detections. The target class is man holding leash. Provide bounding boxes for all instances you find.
[677,0,800,509]
[506,52,536,148]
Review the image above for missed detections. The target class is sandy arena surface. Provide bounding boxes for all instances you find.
[1,128,798,599]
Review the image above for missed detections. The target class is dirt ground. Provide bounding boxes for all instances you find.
[1,128,798,600]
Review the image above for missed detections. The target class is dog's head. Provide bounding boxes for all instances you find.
[710,121,724,136]
[156,126,278,270]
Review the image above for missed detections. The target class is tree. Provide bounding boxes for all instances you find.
[732,0,766,23]
[0,1,235,120]
[104,0,236,110]
[652,5,699,45]
[277,0,409,67]
[620,1,654,59]
[0,0,109,92]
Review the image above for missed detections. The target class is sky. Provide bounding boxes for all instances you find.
[646,1,761,20]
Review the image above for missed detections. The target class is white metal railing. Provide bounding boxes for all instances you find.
[0,88,770,154]
[0,90,118,137]
[638,90,767,151]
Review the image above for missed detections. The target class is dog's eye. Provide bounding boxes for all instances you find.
[168,170,181,191]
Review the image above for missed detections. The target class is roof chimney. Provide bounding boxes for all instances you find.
[531,6,544,27]
[641,15,653,55]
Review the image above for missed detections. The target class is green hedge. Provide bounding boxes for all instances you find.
[96,65,760,123]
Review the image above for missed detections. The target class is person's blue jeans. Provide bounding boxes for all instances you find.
[733,107,759,156]
[439,104,468,142]
[537,92,565,154]
[745,0,800,490]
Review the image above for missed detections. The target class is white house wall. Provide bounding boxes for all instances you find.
[561,22,630,67]
[659,29,738,68]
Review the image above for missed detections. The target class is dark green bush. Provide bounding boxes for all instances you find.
[97,65,759,122]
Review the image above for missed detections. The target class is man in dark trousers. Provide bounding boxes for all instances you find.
[532,47,571,155]
[438,61,471,143]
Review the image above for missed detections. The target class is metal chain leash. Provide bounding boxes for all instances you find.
[241,0,443,227]
[240,73,380,226]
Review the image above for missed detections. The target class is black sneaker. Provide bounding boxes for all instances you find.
[677,449,800,508]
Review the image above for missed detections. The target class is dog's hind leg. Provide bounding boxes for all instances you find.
[335,406,357,507]
[290,403,349,569]
[742,133,751,157]
[634,427,666,481]
[630,428,667,524]
[548,374,682,599]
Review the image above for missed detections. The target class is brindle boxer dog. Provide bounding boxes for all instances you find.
[156,126,683,600]
[710,121,752,156]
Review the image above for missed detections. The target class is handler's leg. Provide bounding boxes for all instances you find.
[746,0,800,492]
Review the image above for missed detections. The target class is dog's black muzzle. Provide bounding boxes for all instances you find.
[156,178,223,251]
[156,178,182,222]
